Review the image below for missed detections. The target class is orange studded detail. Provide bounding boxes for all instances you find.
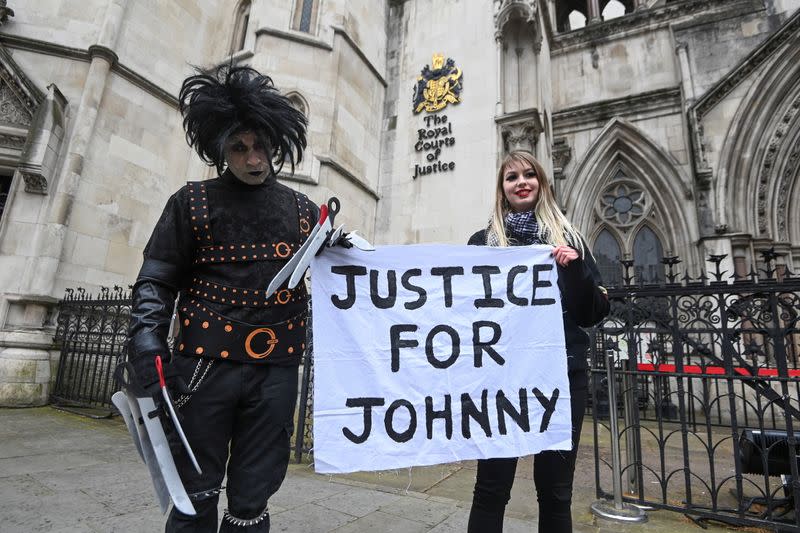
[275,242,291,258]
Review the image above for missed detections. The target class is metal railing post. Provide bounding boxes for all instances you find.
[591,347,647,522]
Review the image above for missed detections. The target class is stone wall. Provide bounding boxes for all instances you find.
[375,0,500,245]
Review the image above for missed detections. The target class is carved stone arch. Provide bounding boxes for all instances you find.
[768,108,800,242]
[787,142,800,245]
[714,34,800,240]
[0,45,65,196]
[494,0,541,49]
[566,117,696,262]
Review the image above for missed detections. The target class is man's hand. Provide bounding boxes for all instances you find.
[552,245,580,267]
[129,354,189,398]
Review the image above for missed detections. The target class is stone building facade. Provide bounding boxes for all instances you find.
[0,0,798,405]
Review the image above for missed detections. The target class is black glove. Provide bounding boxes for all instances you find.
[128,354,190,399]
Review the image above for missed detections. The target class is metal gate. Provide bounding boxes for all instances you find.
[51,286,131,414]
[592,251,799,530]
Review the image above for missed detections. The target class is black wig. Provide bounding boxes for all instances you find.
[179,65,307,175]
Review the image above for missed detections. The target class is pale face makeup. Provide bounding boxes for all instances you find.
[224,131,272,185]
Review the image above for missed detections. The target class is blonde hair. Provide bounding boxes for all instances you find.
[487,150,585,256]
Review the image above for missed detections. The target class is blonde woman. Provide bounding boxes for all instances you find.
[467,151,609,532]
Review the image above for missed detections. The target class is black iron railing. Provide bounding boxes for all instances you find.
[51,286,131,413]
[591,250,800,531]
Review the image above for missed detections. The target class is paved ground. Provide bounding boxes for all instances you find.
[0,407,766,532]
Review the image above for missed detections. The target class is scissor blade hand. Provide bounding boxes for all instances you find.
[344,231,375,251]
[161,389,202,475]
[265,215,326,296]
[325,224,346,248]
[287,218,332,288]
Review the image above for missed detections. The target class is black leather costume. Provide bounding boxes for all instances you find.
[128,170,318,532]
[129,169,317,367]
[127,63,316,533]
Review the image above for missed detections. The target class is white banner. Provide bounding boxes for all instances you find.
[311,244,571,474]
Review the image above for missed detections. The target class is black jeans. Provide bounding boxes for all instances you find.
[164,356,298,533]
[468,374,588,533]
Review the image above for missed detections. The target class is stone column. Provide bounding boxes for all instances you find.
[587,0,602,24]
[675,42,696,104]
[495,32,504,116]
[26,0,129,296]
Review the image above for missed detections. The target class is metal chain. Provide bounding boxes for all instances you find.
[174,359,214,408]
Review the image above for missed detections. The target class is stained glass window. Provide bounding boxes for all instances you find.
[299,0,314,33]
[592,229,623,287]
[633,226,665,283]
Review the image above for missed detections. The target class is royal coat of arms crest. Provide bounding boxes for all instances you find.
[412,53,463,114]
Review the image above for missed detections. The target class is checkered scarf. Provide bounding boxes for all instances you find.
[504,210,545,246]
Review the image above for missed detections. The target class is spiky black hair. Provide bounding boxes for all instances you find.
[179,65,307,175]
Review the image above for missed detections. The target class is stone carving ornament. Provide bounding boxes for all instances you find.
[493,0,541,51]
[758,95,800,237]
[0,82,32,126]
[21,171,47,194]
[0,0,13,26]
[597,179,649,227]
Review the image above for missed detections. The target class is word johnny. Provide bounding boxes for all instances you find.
[311,244,572,474]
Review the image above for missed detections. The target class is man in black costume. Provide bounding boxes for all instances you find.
[127,65,317,532]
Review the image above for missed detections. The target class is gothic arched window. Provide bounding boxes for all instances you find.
[568,10,587,30]
[601,0,628,20]
[292,0,319,34]
[556,0,588,32]
[593,229,623,287]
[633,226,665,284]
[230,0,251,53]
